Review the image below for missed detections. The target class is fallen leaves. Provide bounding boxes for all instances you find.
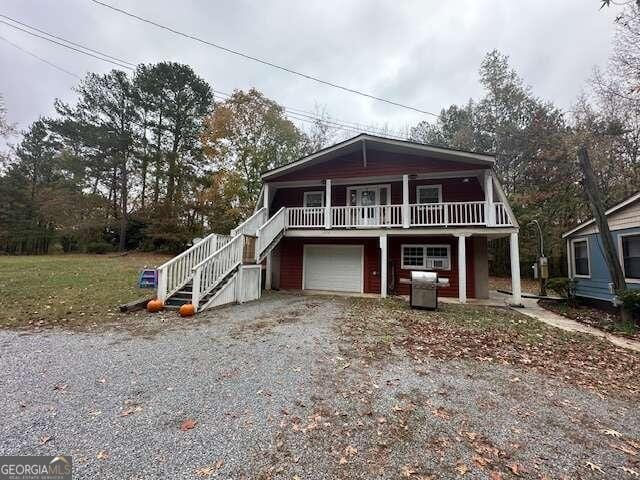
[585,461,604,473]
[431,407,450,420]
[180,418,197,431]
[611,443,638,456]
[96,450,109,460]
[621,466,640,477]
[194,460,223,477]
[120,404,142,417]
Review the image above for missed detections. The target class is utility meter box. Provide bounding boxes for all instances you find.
[539,257,549,279]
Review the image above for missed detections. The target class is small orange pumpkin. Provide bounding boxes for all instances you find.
[179,303,196,317]
[146,299,164,313]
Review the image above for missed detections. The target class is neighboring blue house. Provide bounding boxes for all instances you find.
[563,192,640,304]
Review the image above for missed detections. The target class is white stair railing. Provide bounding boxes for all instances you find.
[157,234,231,302]
[256,207,286,261]
[231,207,267,237]
[191,234,244,311]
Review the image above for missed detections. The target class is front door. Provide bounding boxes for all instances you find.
[348,185,389,226]
[358,188,378,226]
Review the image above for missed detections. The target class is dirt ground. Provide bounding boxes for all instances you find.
[1,293,639,479]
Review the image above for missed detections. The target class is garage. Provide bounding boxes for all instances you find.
[303,244,363,293]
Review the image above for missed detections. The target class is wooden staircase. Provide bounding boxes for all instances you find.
[156,205,286,313]
[164,268,239,310]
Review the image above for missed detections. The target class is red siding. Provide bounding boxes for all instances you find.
[277,235,475,298]
[388,236,475,298]
[271,177,483,212]
[268,150,482,182]
[278,237,379,293]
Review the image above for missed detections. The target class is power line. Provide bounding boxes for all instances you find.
[88,0,440,118]
[211,91,407,139]
[0,14,136,68]
[0,19,133,70]
[0,33,81,79]
[1,14,411,140]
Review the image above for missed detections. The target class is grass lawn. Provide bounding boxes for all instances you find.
[0,253,170,328]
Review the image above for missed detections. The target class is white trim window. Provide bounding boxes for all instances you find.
[571,238,590,278]
[401,244,451,270]
[416,185,442,204]
[619,233,640,283]
[303,191,324,208]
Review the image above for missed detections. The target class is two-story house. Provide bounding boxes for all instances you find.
[156,134,522,312]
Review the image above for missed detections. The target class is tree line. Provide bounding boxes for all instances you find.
[0,63,325,254]
[0,5,638,275]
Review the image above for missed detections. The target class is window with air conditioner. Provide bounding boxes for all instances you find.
[401,244,451,270]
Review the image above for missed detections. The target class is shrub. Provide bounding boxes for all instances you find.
[86,242,114,254]
[545,277,575,299]
[617,289,640,319]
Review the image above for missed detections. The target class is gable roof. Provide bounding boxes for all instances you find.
[261,133,496,180]
[562,191,640,238]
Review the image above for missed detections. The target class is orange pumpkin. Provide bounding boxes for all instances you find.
[179,303,196,317]
[146,299,164,313]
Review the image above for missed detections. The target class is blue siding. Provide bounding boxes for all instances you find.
[569,227,640,302]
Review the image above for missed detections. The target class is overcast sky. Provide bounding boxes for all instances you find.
[0,0,622,144]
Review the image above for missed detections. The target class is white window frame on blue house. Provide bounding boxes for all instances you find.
[570,237,591,279]
[617,232,640,284]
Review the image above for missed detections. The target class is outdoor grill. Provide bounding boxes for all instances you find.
[407,271,450,310]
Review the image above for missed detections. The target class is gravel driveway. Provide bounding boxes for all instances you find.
[1,293,638,479]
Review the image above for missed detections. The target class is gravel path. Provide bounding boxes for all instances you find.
[1,293,638,479]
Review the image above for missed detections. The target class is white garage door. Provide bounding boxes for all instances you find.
[303,245,363,293]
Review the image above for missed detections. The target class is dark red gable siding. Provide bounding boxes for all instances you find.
[277,235,475,298]
[268,149,482,183]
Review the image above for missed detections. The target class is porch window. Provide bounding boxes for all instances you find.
[416,185,442,204]
[572,239,590,277]
[621,234,640,280]
[303,191,324,208]
[401,244,451,270]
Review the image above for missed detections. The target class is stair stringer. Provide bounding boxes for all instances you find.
[199,270,239,311]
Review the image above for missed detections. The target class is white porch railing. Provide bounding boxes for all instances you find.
[331,205,403,228]
[411,202,485,226]
[494,202,512,226]
[157,234,232,301]
[191,234,244,311]
[256,207,287,260]
[285,202,493,229]
[231,207,267,237]
[286,207,325,228]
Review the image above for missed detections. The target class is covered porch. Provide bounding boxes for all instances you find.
[267,228,523,307]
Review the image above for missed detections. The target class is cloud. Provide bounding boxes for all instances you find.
[0,0,622,139]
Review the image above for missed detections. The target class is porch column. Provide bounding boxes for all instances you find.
[484,170,494,226]
[263,183,270,211]
[402,174,410,228]
[380,234,388,298]
[510,232,523,306]
[265,254,272,290]
[457,234,468,304]
[324,179,332,229]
